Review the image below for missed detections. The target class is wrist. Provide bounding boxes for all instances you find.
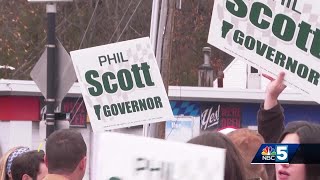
[264,94,278,110]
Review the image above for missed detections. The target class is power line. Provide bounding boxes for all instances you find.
[108,0,134,44]
[70,0,144,122]
[69,1,100,120]
[79,0,100,49]
[116,0,143,42]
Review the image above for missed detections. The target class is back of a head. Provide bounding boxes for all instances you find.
[11,150,45,180]
[187,132,246,180]
[46,129,87,175]
[0,146,29,180]
[0,147,19,180]
[228,128,268,180]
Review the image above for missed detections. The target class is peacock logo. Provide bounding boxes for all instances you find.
[261,146,276,156]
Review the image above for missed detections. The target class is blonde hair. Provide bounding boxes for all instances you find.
[228,128,268,180]
[0,147,24,180]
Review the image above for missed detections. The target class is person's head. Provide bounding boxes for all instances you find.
[45,129,87,180]
[275,121,320,180]
[0,147,30,180]
[227,128,268,180]
[10,150,47,180]
[187,132,246,180]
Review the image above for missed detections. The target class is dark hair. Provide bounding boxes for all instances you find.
[10,150,45,180]
[278,121,320,179]
[46,129,87,174]
[187,132,246,180]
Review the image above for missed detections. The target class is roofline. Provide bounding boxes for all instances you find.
[0,79,317,105]
[169,86,317,105]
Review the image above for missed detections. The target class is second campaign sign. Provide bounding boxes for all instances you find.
[70,37,173,132]
[208,0,320,103]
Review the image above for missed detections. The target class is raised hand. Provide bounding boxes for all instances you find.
[262,72,286,110]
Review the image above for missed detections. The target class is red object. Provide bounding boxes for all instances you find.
[0,96,40,121]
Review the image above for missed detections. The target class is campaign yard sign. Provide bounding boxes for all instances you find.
[208,0,320,103]
[93,132,226,180]
[70,37,174,132]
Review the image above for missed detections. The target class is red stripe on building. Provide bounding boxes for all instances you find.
[0,96,40,121]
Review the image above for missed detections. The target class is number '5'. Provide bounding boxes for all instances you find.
[276,146,288,161]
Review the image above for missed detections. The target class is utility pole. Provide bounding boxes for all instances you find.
[145,0,175,139]
[45,3,57,138]
[29,0,76,139]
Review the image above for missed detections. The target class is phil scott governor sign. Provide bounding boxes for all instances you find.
[70,37,174,132]
[208,0,320,103]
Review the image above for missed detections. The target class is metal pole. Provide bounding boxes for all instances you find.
[149,0,160,51]
[46,3,56,138]
[143,0,161,137]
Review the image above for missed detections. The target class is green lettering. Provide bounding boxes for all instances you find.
[125,102,132,113]
[141,63,155,86]
[94,105,101,120]
[131,64,145,88]
[233,30,244,45]
[131,100,140,112]
[272,14,296,41]
[117,102,126,114]
[85,70,103,96]
[221,20,234,38]
[102,72,118,94]
[226,0,248,18]
[117,69,134,91]
[310,29,320,59]
[138,99,148,111]
[296,21,313,52]
[109,177,121,180]
[249,2,272,29]
[274,51,286,67]
[110,104,119,116]
[285,57,298,73]
[308,69,320,86]
[297,64,309,78]
[146,98,155,109]
[244,36,255,50]
[256,41,268,56]
[266,47,276,61]
[154,96,163,108]
[102,105,111,118]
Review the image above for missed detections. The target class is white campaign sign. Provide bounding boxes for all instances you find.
[93,132,226,180]
[70,37,174,132]
[208,0,320,103]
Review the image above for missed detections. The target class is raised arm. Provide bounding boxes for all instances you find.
[257,72,286,143]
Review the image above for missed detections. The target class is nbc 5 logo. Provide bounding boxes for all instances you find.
[275,145,288,162]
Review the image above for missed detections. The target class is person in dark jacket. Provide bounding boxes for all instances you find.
[258,72,320,180]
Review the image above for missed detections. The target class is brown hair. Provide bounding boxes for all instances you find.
[228,128,268,180]
[187,132,246,180]
[11,150,45,180]
[46,129,87,174]
[0,146,24,180]
[278,121,320,179]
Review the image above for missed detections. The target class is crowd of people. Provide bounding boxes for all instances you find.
[1,72,319,180]
[0,129,87,180]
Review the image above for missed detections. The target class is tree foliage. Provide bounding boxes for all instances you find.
[0,0,233,86]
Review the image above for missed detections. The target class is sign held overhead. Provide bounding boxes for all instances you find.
[208,0,320,103]
[70,37,174,132]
